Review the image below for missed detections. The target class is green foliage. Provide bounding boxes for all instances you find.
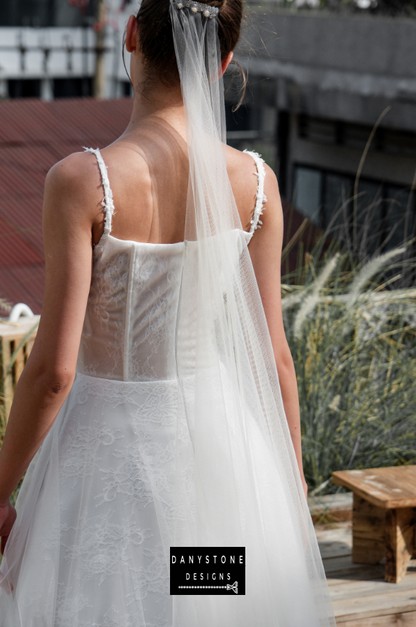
[283,247,416,494]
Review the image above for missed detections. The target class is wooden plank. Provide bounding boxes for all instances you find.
[0,317,40,338]
[353,494,386,565]
[325,564,386,582]
[13,345,26,382]
[323,554,385,578]
[315,520,353,541]
[327,571,416,601]
[333,468,416,509]
[319,539,352,559]
[338,610,416,626]
[318,521,416,624]
[385,508,416,583]
[0,316,40,419]
[25,336,36,357]
[1,336,13,416]
[333,588,416,621]
[309,492,353,523]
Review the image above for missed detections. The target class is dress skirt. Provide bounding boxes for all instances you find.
[0,371,333,627]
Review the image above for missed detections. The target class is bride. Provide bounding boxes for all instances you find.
[0,1,336,625]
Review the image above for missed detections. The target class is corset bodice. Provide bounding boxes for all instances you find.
[77,231,253,381]
[77,148,267,382]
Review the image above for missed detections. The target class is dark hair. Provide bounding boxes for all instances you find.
[124,0,245,97]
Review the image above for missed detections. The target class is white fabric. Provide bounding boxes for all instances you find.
[167,2,336,625]
[0,146,335,626]
[242,149,267,234]
[0,0,336,624]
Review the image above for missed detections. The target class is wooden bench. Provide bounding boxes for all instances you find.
[332,466,416,583]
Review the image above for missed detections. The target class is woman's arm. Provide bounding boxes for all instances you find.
[248,165,308,499]
[0,152,99,548]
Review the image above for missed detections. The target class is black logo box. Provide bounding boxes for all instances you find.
[170,547,245,595]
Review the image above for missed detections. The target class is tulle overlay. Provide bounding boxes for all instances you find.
[0,1,336,623]
[0,229,334,626]
[0,368,327,627]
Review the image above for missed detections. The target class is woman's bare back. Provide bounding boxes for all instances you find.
[90,123,264,247]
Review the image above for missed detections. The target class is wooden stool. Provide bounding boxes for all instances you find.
[332,466,416,583]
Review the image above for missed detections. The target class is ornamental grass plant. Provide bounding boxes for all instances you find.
[1,203,416,500]
[282,194,416,495]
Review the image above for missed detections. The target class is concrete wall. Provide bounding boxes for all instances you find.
[238,9,416,133]
[245,10,416,78]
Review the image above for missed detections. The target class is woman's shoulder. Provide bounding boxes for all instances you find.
[226,145,278,188]
[46,150,102,196]
[226,145,280,210]
[44,146,149,209]
[43,150,108,229]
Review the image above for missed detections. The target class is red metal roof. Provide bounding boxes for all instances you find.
[0,96,319,317]
[0,97,133,316]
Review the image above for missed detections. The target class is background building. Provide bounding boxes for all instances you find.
[2,0,416,311]
[229,5,416,252]
[0,97,132,316]
[0,0,133,100]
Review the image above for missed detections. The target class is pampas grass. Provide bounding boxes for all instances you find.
[0,202,415,501]
[283,247,416,494]
[346,248,406,308]
[293,254,340,338]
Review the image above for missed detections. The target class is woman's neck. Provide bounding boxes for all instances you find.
[124,81,186,137]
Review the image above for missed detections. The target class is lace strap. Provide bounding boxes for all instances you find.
[83,146,115,238]
[243,149,267,235]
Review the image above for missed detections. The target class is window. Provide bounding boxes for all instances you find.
[8,79,41,98]
[324,173,352,229]
[385,186,416,249]
[53,78,92,98]
[0,0,96,27]
[297,115,416,159]
[293,167,322,226]
[293,164,415,251]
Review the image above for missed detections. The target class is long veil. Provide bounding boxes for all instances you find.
[167,1,336,625]
[0,1,337,625]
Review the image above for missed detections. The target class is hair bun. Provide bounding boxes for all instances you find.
[136,0,242,89]
[207,0,227,9]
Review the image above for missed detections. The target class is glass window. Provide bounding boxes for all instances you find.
[323,173,352,236]
[0,0,93,27]
[293,167,322,226]
[291,166,415,256]
[8,79,41,98]
[355,180,383,254]
[385,186,415,250]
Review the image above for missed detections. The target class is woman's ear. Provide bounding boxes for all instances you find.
[221,51,234,77]
[126,14,138,54]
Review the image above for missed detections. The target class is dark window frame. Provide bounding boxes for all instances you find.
[292,162,416,252]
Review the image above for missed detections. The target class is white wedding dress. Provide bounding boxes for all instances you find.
[0,147,335,627]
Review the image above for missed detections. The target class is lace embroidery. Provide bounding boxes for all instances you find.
[62,512,154,585]
[42,373,185,625]
[83,249,130,378]
[243,149,268,234]
[83,146,115,245]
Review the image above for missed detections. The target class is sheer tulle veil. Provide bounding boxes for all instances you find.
[0,1,337,624]
[162,0,336,624]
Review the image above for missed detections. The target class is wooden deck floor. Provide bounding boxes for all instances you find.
[316,521,416,626]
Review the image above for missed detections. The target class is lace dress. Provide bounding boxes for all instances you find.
[0,148,333,627]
